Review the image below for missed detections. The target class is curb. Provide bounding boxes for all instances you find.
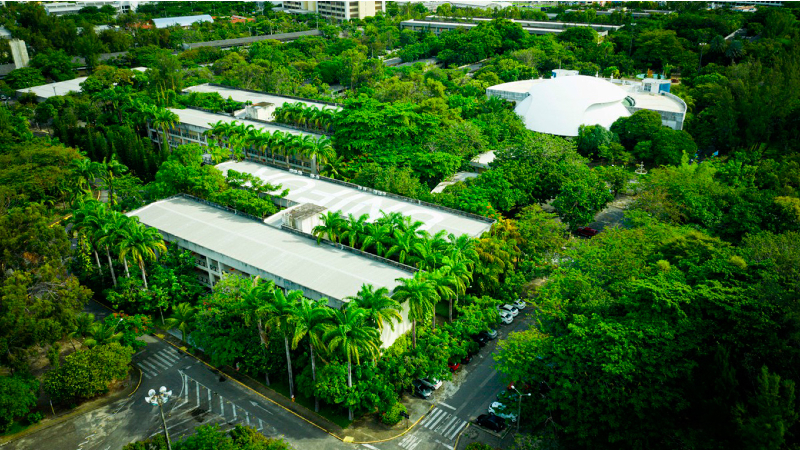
[453,423,470,450]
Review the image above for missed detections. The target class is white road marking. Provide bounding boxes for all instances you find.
[220,396,224,416]
[437,415,459,433]
[438,402,456,410]
[362,444,380,450]
[150,352,175,367]
[445,421,468,440]
[195,381,200,406]
[420,408,443,427]
[258,418,264,431]
[427,410,448,429]
[478,370,497,388]
[139,360,159,373]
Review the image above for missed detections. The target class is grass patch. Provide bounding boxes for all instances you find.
[0,420,33,437]
[262,376,353,429]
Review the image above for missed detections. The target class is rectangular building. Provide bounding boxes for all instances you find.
[128,195,413,347]
[149,108,323,171]
[283,1,386,21]
[401,17,622,36]
[217,160,494,238]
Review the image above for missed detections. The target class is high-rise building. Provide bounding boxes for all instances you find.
[283,1,386,21]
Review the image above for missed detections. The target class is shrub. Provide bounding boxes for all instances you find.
[26,412,43,425]
[381,401,407,426]
[465,443,495,450]
[43,343,133,404]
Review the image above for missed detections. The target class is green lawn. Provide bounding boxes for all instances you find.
[258,376,353,429]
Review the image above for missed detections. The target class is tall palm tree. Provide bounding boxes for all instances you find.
[118,219,167,290]
[291,297,332,412]
[151,108,179,153]
[447,233,479,268]
[420,268,455,331]
[240,279,277,386]
[392,272,437,349]
[340,213,369,249]
[323,305,380,420]
[347,284,401,333]
[72,200,106,273]
[266,289,303,401]
[101,156,128,207]
[312,211,346,244]
[70,157,100,196]
[304,136,335,174]
[108,211,133,278]
[165,303,197,342]
[385,229,419,266]
[95,219,120,287]
[441,256,472,323]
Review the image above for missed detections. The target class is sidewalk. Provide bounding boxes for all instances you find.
[0,367,141,446]
[156,328,436,444]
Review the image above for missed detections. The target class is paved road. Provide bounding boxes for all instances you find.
[6,303,530,450]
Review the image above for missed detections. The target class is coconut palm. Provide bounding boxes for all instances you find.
[347,284,401,332]
[68,313,96,350]
[151,108,179,153]
[72,200,106,273]
[392,272,437,349]
[385,229,419,266]
[83,321,123,348]
[360,222,392,256]
[240,279,277,386]
[420,268,454,331]
[95,219,120,287]
[108,211,133,278]
[70,157,100,196]
[118,219,167,290]
[266,288,303,401]
[441,256,472,323]
[165,302,197,342]
[340,213,369,248]
[304,136,335,174]
[291,297,332,412]
[312,210,346,244]
[447,233,479,268]
[323,305,380,420]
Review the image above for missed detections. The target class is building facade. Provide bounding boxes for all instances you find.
[42,1,146,16]
[283,1,386,21]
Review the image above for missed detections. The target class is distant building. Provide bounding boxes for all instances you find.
[42,1,147,16]
[283,1,386,21]
[402,17,622,36]
[151,15,214,29]
[487,72,687,136]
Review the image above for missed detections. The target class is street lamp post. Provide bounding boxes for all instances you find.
[145,386,173,450]
[698,42,708,71]
[510,385,532,434]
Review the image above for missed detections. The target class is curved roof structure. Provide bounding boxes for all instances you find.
[513,75,631,136]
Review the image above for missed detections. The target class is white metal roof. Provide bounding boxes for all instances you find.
[170,108,322,137]
[184,84,340,115]
[151,15,213,29]
[127,196,408,301]
[217,160,493,238]
[17,67,146,99]
[513,75,631,136]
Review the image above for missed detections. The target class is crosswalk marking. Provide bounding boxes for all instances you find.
[419,407,469,441]
[398,434,422,450]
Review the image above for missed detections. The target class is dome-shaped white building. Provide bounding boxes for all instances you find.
[501,75,632,137]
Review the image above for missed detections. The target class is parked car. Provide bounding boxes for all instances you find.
[461,354,473,365]
[500,304,519,316]
[512,299,526,310]
[475,414,507,432]
[576,226,599,237]
[488,402,518,422]
[419,377,443,390]
[471,333,489,347]
[448,359,462,372]
[412,379,432,399]
[498,310,513,324]
[479,329,498,340]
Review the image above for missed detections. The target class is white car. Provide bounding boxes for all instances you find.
[488,402,517,422]
[420,377,443,390]
[498,310,513,324]
[513,299,526,310]
[501,304,519,317]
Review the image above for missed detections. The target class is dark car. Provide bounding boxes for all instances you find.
[412,379,432,399]
[576,226,599,237]
[471,333,489,347]
[475,413,507,432]
[461,354,473,365]
[478,330,497,341]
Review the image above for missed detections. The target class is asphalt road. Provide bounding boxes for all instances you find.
[5,302,531,450]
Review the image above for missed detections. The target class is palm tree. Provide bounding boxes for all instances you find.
[108,211,133,278]
[68,313,96,350]
[95,219,120,287]
[385,229,419,266]
[151,108,179,153]
[323,305,380,420]
[72,200,106,273]
[266,289,303,401]
[420,268,454,331]
[320,155,350,180]
[347,284,401,332]
[84,321,123,348]
[118,219,167,290]
[360,222,391,257]
[304,136,335,174]
[240,279,277,386]
[441,256,472,323]
[70,157,100,196]
[165,303,197,342]
[312,211,346,244]
[340,213,369,248]
[392,272,437,349]
[101,156,128,207]
[447,233,479,268]
[291,297,332,412]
